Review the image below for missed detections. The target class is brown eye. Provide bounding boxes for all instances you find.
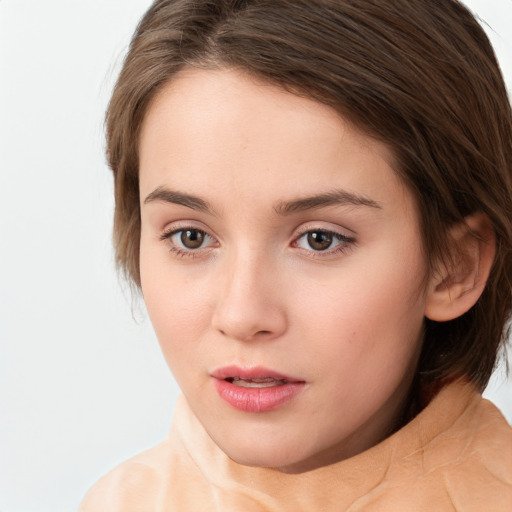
[295,228,354,255]
[306,231,334,251]
[180,229,205,249]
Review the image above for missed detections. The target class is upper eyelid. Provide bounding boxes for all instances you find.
[292,229,354,249]
[296,227,348,236]
[292,223,355,240]
[160,220,218,238]
[158,221,355,244]
[162,226,216,243]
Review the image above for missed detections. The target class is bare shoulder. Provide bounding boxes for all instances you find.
[79,441,171,512]
[436,396,512,510]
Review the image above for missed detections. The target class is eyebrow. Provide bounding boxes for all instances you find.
[273,189,382,215]
[144,186,214,214]
[144,186,382,216]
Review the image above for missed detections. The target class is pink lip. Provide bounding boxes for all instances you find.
[211,366,306,413]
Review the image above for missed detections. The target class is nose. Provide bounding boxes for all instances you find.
[211,251,288,342]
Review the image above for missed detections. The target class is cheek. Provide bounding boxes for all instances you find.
[292,270,426,433]
[140,251,214,364]
[292,250,426,379]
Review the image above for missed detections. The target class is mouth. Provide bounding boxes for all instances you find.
[212,365,302,385]
[225,376,289,388]
[211,366,305,412]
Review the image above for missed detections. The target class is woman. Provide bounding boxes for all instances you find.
[80,0,512,509]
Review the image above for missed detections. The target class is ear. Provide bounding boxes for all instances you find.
[425,213,495,322]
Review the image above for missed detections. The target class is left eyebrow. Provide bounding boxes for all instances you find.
[273,189,382,215]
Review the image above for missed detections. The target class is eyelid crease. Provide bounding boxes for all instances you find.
[292,220,357,240]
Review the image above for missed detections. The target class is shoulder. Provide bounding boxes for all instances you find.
[78,441,171,512]
[404,388,512,510]
[365,383,512,511]
[447,391,512,475]
[79,396,215,512]
[442,395,512,506]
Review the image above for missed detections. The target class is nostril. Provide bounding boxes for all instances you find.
[218,328,272,339]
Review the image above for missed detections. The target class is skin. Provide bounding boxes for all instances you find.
[138,67,434,473]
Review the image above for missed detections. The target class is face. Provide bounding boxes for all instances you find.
[138,68,431,473]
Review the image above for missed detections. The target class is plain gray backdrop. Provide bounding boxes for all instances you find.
[1,1,511,511]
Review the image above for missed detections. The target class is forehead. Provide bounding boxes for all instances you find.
[138,67,409,215]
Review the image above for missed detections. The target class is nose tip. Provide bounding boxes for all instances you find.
[211,261,287,342]
[213,297,287,342]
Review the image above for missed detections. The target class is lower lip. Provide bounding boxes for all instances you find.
[213,378,305,413]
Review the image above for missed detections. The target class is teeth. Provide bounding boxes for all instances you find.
[230,377,287,388]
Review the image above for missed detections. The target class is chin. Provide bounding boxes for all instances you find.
[214,433,306,470]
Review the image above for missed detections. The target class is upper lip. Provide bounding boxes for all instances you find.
[211,365,304,383]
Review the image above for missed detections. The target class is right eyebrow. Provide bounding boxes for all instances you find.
[143,186,215,214]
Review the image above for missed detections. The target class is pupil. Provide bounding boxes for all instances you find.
[181,229,204,249]
[308,231,333,251]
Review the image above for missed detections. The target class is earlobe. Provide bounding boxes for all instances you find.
[425,213,495,322]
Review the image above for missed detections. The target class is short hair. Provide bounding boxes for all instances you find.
[106,0,512,391]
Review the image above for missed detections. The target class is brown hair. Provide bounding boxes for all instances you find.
[106,0,512,390]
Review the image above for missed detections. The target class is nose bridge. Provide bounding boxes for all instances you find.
[212,245,287,342]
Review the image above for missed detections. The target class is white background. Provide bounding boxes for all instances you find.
[0,1,511,511]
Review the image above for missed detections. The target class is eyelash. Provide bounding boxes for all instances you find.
[159,227,217,259]
[292,228,355,258]
[159,226,356,259]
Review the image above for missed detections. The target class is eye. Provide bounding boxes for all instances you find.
[294,229,354,253]
[176,229,207,249]
[160,227,217,255]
